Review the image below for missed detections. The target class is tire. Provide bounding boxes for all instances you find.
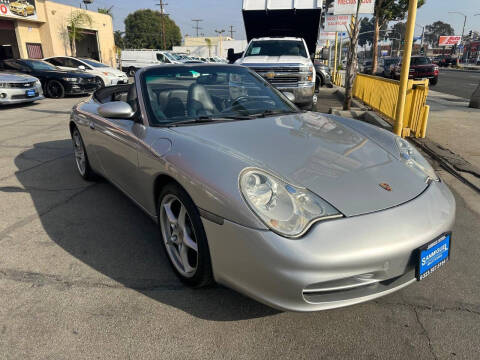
[128,67,136,77]
[71,127,96,181]
[46,80,65,98]
[95,77,105,88]
[430,77,438,86]
[158,183,214,288]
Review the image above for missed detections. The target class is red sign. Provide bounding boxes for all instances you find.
[439,36,462,46]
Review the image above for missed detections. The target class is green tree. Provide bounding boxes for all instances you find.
[387,22,406,55]
[67,11,93,57]
[371,0,425,74]
[124,9,181,50]
[424,21,454,48]
[114,30,124,49]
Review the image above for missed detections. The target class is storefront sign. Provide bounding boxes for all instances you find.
[0,0,37,20]
[324,15,352,32]
[438,36,462,46]
[333,0,375,15]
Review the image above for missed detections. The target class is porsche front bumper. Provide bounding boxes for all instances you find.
[201,180,455,311]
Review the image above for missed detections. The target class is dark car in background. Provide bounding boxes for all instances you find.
[378,57,400,78]
[313,61,333,90]
[392,56,439,85]
[433,55,457,67]
[0,59,99,98]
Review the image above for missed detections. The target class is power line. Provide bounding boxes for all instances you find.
[155,0,168,50]
[192,19,203,37]
[229,25,235,39]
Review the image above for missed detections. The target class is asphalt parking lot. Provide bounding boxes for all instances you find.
[1,96,479,359]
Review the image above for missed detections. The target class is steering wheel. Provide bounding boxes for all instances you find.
[231,96,250,107]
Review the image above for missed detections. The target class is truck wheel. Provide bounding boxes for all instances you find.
[128,67,136,77]
[430,77,438,86]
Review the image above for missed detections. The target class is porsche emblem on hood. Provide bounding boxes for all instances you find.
[379,183,392,191]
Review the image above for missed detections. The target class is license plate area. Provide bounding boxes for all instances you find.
[416,233,451,281]
[26,89,36,97]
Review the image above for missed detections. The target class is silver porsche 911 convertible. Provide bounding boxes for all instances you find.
[69,64,455,311]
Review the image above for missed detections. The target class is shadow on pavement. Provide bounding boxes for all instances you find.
[14,139,280,322]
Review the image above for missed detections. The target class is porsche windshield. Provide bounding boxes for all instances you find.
[141,65,298,125]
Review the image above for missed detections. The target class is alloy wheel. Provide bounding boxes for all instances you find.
[72,130,86,176]
[159,194,199,278]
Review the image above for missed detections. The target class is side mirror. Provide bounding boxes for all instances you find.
[98,101,135,119]
[78,65,86,71]
[282,91,295,102]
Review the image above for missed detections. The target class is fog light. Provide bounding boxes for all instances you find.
[0,93,6,98]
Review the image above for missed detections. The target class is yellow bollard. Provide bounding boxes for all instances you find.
[394,0,418,137]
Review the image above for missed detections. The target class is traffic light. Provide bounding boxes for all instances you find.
[468,30,472,38]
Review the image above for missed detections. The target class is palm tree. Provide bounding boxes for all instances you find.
[98,6,113,17]
[205,38,212,57]
[67,10,93,57]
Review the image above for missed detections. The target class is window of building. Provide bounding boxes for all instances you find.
[26,43,43,59]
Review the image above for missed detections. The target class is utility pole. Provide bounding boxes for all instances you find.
[156,0,168,50]
[449,12,467,63]
[215,29,226,57]
[192,19,203,37]
[229,25,235,39]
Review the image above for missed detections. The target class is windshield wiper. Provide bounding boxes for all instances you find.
[248,109,298,118]
[167,115,246,127]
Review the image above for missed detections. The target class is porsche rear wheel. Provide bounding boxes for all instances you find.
[158,183,213,287]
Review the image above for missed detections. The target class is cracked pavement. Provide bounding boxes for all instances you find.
[0,97,479,359]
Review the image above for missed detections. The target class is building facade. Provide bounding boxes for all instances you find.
[0,0,116,66]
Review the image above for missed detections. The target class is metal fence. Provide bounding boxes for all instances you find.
[352,74,430,138]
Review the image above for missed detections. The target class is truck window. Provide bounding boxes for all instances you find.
[156,54,166,63]
[245,40,308,58]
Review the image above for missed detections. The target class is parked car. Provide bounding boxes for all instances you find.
[0,71,44,105]
[0,59,98,98]
[69,64,455,311]
[44,56,128,88]
[392,56,439,85]
[378,57,400,78]
[121,49,182,76]
[313,61,332,89]
[360,60,372,73]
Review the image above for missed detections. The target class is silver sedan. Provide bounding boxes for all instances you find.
[0,71,44,105]
[69,64,455,311]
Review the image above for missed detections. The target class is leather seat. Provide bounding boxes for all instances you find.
[187,83,218,117]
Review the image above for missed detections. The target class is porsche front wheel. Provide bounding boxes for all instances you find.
[158,183,214,288]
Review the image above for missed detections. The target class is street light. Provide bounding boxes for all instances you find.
[214,29,226,57]
[448,11,467,63]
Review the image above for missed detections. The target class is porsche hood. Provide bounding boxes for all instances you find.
[172,113,429,217]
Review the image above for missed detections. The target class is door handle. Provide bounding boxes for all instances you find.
[89,121,95,130]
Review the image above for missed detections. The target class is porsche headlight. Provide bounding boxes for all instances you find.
[396,137,439,182]
[239,169,342,237]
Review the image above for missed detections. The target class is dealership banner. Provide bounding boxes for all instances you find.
[324,15,352,32]
[333,0,375,15]
[0,0,37,20]
[438,36,462,46]
[319,31,336,41]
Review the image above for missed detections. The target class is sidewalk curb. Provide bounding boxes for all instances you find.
[411,139,480,194]
[439,67,480,74]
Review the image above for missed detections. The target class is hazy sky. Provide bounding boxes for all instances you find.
[56,0,480,39]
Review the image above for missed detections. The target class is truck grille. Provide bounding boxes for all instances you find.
[268,77,299,84]
[251,67,300,73]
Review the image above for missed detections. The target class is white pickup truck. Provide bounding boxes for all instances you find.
[234,0,322,109]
